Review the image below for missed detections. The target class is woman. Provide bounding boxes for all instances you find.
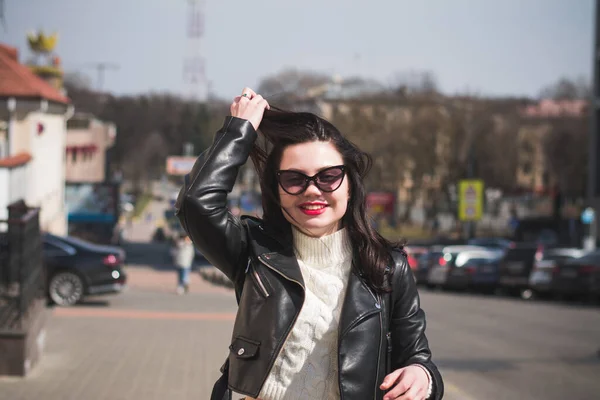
[176,88,443,400]
[170,233,195,294]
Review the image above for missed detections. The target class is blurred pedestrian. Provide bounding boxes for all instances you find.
[175,87,443,399]
[170,233,194,294]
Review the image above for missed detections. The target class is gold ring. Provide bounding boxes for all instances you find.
[241,93,250,98]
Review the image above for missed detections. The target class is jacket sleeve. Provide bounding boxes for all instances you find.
[389,250,444,400]
[174,116,256,285]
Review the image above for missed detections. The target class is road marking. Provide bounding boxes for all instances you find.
[445,381,476,400]
[54,308,236,321]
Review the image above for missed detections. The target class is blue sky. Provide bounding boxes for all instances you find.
[1,0,595,99]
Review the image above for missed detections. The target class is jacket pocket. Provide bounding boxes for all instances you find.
[229,336,261,359]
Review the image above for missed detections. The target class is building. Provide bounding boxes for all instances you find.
[63,113,121,244]
[65,113,116,183]
[517,99,588,194]
[0,43,72,234]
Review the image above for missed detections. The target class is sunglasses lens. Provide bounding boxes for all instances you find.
[278,171,306,194]
[316,167,344,192]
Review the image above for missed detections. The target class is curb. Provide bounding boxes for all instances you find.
[198,267,234,289]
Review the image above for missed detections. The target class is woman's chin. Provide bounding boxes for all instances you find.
[295,220,340,237]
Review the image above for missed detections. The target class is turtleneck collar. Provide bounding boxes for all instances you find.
[291,226,353,267]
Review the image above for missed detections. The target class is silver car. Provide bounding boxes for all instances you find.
[426,245,503,288]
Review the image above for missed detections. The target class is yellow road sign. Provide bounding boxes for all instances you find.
[458,180,484,221]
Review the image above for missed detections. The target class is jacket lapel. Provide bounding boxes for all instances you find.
[339,267,382,337]
[248,222,305,288]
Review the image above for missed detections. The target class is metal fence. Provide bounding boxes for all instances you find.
[0,200,45,331]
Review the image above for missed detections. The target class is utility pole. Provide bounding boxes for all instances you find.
[84,62,119,92]
[587,0,600,250]
[464,100,477,240]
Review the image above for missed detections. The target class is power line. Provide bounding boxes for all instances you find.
[83,62,119,92]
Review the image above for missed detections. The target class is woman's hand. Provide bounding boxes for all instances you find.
[380,365,430,400]
[230,87,270,131]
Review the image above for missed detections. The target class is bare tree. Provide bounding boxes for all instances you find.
[539,77,590,100]
[64,71,94,90]
[542,116,588,196]
[389,70,439,96]
[257,68,331,102]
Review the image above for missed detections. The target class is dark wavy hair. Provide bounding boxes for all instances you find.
[249,108,401,292]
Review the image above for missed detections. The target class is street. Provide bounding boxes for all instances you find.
[1,193,599,400]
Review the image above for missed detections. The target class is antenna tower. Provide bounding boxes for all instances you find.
[184,0,207,102]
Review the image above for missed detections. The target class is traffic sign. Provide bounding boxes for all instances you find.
[458,180,484,222]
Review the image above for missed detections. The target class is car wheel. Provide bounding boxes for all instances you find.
[520,288,535,301]
[49,272,85,306]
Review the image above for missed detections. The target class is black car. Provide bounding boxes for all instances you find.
[467,237,514,251]
[43,233,127,306]
[528,247,588,300]
[551,250,600,302]
[497,243,538,298]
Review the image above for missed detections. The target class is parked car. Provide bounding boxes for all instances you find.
[405,246,429,271]
[442,248,502,291]
[528,247,589,300]
[43,233,127,306]
[426,245,501,289]
[497,243,538,299]
[413,247,443,285]
[550,250,600,302]
[467,237,515,251]
[469,258,502,293]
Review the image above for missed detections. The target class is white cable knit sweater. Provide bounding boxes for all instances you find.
[257,227,353,400]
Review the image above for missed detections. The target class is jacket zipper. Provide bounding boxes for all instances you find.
[386,332,392,371]
[251,265,270,298]
[257,255,305,290]
[374,293,383,399]
[257,255,305,391]
[338,302,383,398]
[338,277,383,399]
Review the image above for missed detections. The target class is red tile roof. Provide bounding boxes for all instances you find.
[522,99,588,118]
[0,152,32,168]
[0,44,70,104]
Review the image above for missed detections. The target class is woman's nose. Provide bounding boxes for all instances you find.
[303,180,323,196]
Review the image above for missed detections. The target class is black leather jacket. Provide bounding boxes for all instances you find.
[176,116,444,399]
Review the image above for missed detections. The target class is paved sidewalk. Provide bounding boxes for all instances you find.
[0,288,238,400]
[0,193,240,400]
